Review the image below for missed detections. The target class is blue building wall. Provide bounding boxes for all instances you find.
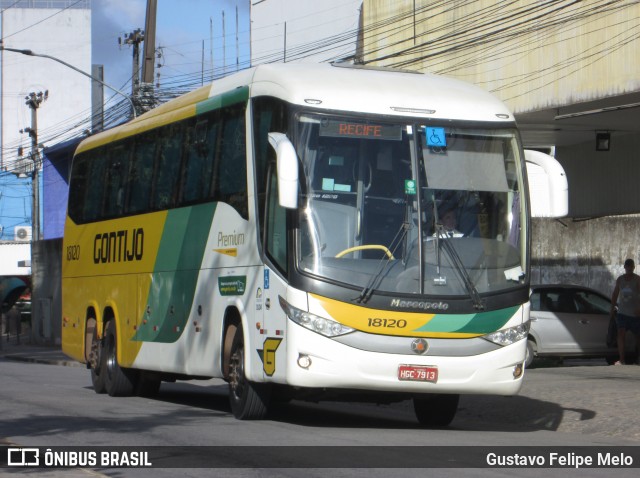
[0,137,77,242]
[42,138,77,240]
[0,171,35,241]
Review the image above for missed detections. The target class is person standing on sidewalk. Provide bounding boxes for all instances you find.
[610,258,640,365]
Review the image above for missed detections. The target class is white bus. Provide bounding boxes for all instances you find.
[62,63,558,427]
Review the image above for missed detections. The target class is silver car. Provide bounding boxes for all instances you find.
[527,284,630,367]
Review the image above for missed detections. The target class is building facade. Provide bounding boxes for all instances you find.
[1,0,91,183]
[1,1,90,344]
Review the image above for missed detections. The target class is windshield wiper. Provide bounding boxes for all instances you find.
[355,220,410,304]
[434,225,485,310]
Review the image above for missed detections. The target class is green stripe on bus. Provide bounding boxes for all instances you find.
[415,306,519,335]
[196,86,250,115]
[134,203,217,343]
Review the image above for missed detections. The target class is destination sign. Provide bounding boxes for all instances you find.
[319,120,402,140]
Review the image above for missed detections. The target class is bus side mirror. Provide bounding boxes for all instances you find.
[524,149,568,218]
[268,132,299,209]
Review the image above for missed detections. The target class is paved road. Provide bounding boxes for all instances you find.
[1,338,639,443]
[1,338,639,478]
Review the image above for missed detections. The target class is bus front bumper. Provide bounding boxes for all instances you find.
[284,323,526,396]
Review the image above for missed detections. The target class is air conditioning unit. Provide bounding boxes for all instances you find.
[15,226,32,242]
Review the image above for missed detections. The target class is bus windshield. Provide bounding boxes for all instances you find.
[295,114,527,299]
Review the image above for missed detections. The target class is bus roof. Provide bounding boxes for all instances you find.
[77,63,513,154]
[246,63,513,122]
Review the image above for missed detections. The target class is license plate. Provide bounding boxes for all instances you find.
[398,364,438,383]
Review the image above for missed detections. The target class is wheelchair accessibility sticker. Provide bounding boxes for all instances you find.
[426,127,447,147]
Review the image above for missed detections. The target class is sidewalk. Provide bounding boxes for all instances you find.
[0,333,82,368]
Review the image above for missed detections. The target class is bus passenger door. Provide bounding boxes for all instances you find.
[258,167,290,383]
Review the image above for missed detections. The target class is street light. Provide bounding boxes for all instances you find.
[0,42,137,118]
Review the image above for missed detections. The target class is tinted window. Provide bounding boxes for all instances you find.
[103,144,131,218]
[153,124,184,210]
[127,133,157,214]
[68,100,248,223]
[533,289,578,313]
[575,290,609,314]
[83,152,107,222]
[68,154,90,223]
[266,167,287,273]
[252,97,287,237]
[215,104,247,218]
[182,118,218,204]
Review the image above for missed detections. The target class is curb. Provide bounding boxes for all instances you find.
[1,352,84,368]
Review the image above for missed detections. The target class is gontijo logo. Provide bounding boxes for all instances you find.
[93,228,144,264]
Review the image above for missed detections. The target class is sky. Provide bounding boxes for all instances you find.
[93,0,250,95]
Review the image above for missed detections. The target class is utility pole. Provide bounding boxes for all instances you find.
[140,0,158,112]
[24,91,47,243]
[23,90,47,334]
[142,0,157,85]
[121,29,144,98]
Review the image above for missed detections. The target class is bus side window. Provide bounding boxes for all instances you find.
[83,151,107,222]
[181,117,218,205]
[266,166,287,273]
[153,123,184,210]
[104,144,130,218]
[68,154,90,223]
[127,133,157,215]
[215,105,248,219]
[252,96,287,246]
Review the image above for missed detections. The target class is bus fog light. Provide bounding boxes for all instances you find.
[298,354,312,369]
[513,363,523,378]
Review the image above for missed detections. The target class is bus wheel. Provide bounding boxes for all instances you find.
[103,320,136,397]
[227,326,270,419]
[88,319,106,394]
[413,394,459,428]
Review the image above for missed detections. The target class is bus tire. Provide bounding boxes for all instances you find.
[103,320,136,397]
[227,325,270,420]
[88,319,106,394]
[91,363,106,394]
[413,394,459,428]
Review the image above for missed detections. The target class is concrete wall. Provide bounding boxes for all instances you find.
[532,216,640,297]
[30,238,61,345]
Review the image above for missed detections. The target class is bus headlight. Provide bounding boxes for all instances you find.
[279,296,355,338]
[482,321,530,346]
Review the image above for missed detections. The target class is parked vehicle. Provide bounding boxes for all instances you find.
[527,284,636,366]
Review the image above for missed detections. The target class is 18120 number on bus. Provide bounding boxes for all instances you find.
[367,318,407,328]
